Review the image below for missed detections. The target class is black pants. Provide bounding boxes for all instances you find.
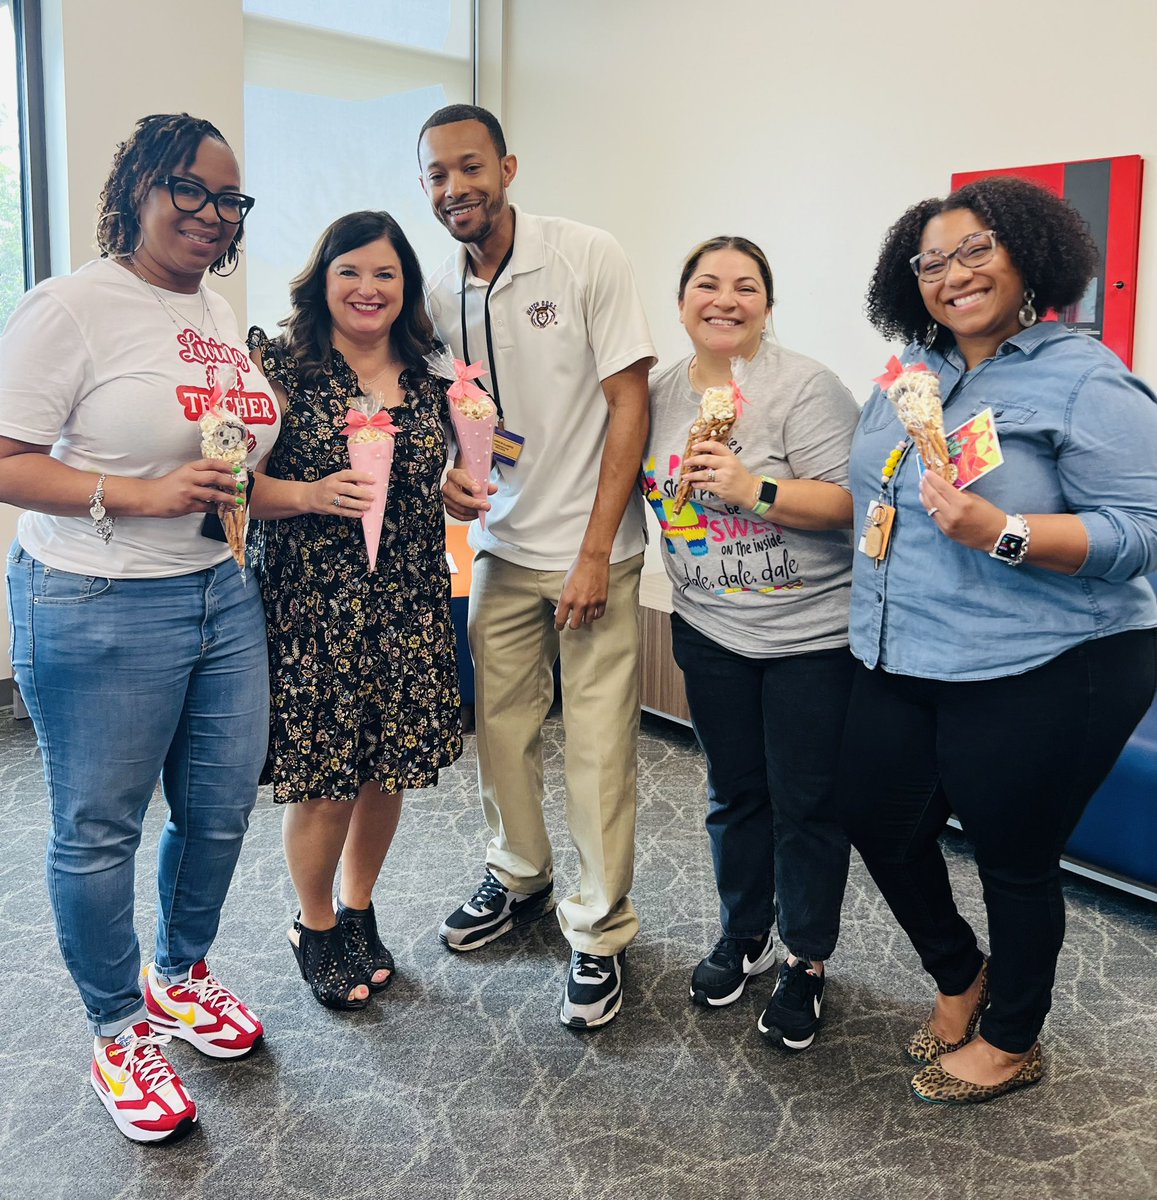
[671,613,854,960]
[837,629,1157,1053]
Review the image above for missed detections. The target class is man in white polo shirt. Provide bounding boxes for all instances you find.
[418,104,655,1029]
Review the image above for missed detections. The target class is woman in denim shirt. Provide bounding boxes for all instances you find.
[840,177,1157,1105]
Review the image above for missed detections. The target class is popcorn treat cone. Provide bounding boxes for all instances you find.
[348,437,394,573]
[424,351,498,529]
[449,406,497,529]
[341,397,400,575]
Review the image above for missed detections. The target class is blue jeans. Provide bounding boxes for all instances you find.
[7,545,269,1036]
[670,614,853,960]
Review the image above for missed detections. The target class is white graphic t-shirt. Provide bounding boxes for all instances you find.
[0,258,280,578]
[645,342,858,659]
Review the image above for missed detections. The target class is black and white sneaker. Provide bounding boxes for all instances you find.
[689,931,776,1007]
[757,958,825,1051]
[559,950,624,1029]
[439,870,554,952]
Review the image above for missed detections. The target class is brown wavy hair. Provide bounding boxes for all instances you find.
[278,211,437,385]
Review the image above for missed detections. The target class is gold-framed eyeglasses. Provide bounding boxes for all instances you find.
[160,175,255,225]
[910,230,997,282]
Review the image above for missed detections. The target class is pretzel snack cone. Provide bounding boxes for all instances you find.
[886,367,957,483]
[672,385,738,515]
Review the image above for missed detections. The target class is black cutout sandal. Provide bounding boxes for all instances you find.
[289,915,370,1011]
[337,901,395,992]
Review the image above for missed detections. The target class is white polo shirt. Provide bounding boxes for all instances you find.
[427,206,655,571]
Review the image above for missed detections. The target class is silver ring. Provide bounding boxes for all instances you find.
[708,468,716,482]
[333,495,342,508]
[927,507,940,518]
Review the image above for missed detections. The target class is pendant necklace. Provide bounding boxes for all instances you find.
[125,256,222,342]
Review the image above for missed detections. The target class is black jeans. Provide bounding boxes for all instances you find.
[838,628,1157,1053]
[671,613,854,960]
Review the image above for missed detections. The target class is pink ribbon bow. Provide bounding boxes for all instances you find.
[873,355,929,392]
[730,379,750,418]
[340,409,400,439]
[447,358,489,402]
[207,365,238,407]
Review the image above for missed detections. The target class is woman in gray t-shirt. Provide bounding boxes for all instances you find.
[644,236,858,1051]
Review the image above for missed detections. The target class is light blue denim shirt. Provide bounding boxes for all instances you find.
[850,323,1157,680]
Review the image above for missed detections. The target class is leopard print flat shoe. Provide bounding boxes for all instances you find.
[906,960,990,1065]
[910,1042,1044,1105]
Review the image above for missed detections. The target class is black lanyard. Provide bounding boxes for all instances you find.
[460,240,514,421]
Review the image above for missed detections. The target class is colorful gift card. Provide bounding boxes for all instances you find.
[946,407,1003,489]
[915,407,1004,490]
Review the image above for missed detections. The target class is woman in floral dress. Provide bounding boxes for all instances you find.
[249,211,461,1011]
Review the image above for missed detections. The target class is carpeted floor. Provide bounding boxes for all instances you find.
[0,710,1154,1200]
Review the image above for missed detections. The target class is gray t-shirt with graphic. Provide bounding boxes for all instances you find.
[645,341,858,658]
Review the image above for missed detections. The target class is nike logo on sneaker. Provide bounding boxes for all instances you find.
[97,1063,128,1097]
[154,995,198,1025]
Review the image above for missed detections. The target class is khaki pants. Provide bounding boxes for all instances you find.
[467,552,643,954]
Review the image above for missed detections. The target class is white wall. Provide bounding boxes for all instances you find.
[500,0,1157,391]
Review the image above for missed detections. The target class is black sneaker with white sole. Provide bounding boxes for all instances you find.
[560,950,624,1029]
[439,870,554,952]
[757,958,825,1051]
[689,932,776,1007]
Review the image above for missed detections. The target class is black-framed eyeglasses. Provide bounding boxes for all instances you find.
[910,230,997,282]
[159,175,255,225]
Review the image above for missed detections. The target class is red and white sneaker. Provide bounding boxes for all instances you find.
[90,1021,198,1144]
[144,959,264,1059]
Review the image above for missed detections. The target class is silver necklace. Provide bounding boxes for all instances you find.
[359,364,392,392]
[126,257,221,341]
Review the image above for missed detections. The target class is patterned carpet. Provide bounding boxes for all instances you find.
[0,711,1154,1200]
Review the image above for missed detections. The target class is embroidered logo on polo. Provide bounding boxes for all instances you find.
[526,299,558,329]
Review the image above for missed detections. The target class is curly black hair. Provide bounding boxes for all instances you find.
[865,176,1099,349]
[96,112,245,275]
[279,210,437,385]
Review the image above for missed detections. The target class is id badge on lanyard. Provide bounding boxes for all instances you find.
[460,250,525,462]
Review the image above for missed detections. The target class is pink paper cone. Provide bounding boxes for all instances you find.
[348,437,394,573]
[450,407,497,529]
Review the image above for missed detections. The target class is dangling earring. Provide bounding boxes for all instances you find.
[924,320,940,349]
[760,325,768,342]
[212,241,244,278]
[1018,288,1038,328]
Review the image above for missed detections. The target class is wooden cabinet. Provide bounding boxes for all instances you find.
[638,572,691,726]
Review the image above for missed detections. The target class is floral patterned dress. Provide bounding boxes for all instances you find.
[248,328,462,803]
